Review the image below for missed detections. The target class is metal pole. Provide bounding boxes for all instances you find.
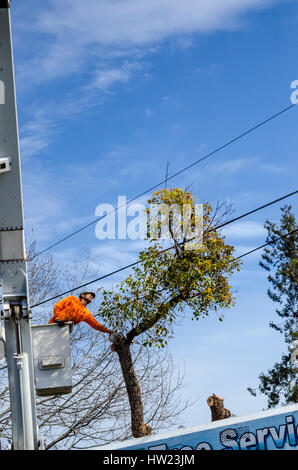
[0,2,38,450]
[13,353,35,450]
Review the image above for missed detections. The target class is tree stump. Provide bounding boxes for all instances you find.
[207,394,231,421]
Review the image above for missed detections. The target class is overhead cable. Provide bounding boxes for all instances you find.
[30,103,296,261]
[30,189,297,308]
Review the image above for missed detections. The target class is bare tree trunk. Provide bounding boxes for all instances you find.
[207,394,231,421]
[116,342,152,438]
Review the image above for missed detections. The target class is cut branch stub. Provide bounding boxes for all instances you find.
[207,393,231,422]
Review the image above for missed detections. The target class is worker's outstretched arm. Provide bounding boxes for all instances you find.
[81,308,112,333]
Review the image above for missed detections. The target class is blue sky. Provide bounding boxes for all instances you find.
[9,0,298,428]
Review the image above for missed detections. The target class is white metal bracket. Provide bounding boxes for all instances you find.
[0,157,11,174]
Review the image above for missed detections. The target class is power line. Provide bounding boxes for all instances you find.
[90,227,298,319]
[32,226,298,315]
[170,227,298,316]
[208,189,298,232]
[29,103,296,261]
[30,189,297,308]
[236,228,298,259]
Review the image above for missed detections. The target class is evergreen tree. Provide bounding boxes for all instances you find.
[248,205,298,407]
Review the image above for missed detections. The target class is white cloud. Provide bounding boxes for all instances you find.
[208,157,260,175]
[91,68,131,91]
[180,155,288,191]
[22,156,119,242]
[222,221,266,239]
[22,167,68,241]
[19,110,56,160]
[233,244,265,259]
[88,61,142,91]
[15,0,279,83]
[88,239,148,289]
[13,0,286,174]
[20,133,49,160]
[37,0,275,47]
[12,0,288,252]
[258,163,288,174]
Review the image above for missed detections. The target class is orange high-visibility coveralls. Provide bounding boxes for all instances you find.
[49,295,110,333]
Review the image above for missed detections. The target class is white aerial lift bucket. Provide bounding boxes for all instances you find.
[31,323,72,397]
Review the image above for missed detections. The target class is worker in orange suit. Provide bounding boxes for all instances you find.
[49,291,113,335]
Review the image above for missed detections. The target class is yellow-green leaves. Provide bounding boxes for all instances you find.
[99,188,242,348]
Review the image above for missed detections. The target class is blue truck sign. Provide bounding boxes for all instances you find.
[99,404,298,451]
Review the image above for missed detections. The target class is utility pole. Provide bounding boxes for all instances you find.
[0,1,38,449]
